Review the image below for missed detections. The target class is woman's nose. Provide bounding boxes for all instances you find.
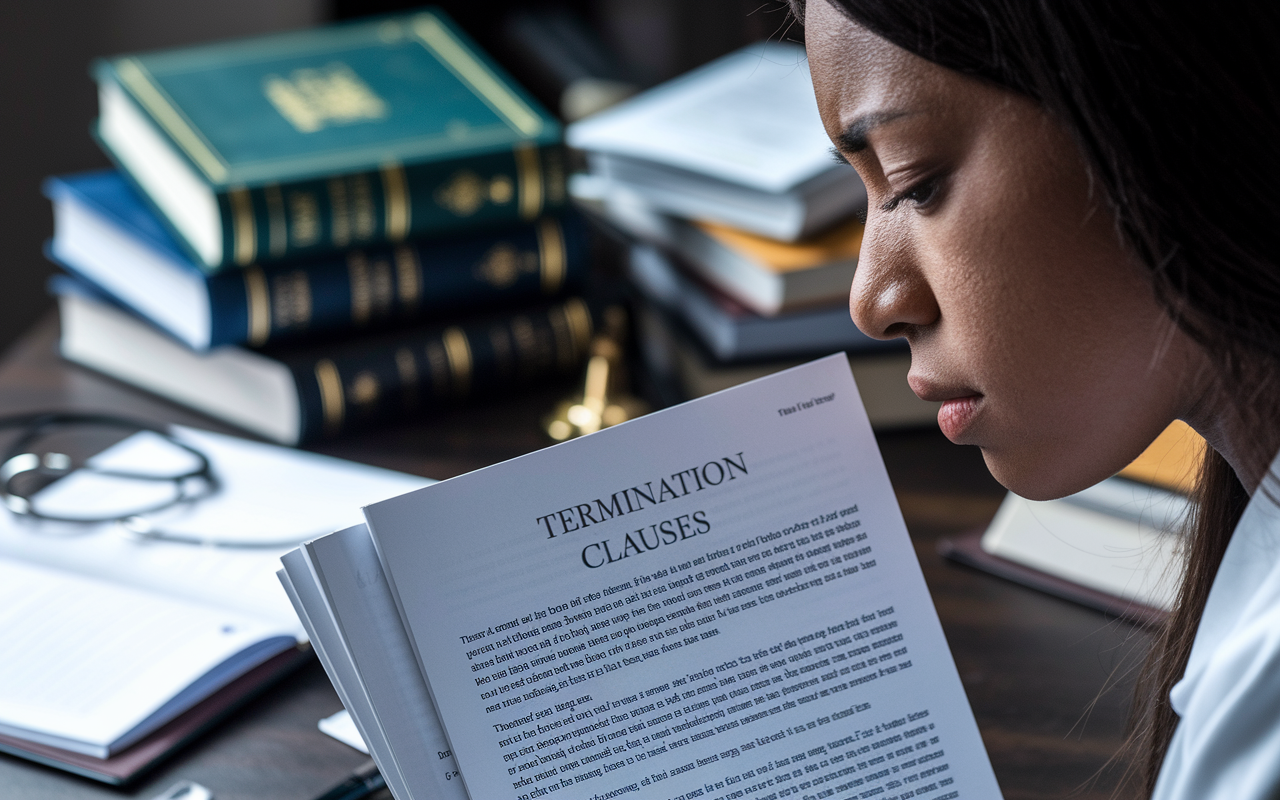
[849,222,939,340]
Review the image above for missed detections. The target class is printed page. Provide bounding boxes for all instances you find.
[366,355,1001,800]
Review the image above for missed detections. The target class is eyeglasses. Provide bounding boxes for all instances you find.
[0,412,311,548]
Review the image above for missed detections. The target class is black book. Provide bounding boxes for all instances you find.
[56,280,593,445]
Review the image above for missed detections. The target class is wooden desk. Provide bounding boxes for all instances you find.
[0,314,1148,799]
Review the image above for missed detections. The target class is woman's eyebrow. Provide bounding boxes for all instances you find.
[835,110,914,154]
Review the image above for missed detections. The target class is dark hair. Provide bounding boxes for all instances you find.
[791,0,1280,794]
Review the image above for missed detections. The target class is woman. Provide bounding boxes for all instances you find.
[796,0,1280,797]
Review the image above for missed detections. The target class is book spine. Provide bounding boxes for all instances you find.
[287,297,594,441]
[215,146,568,267]
[204,214,585,347]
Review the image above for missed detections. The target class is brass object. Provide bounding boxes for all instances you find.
[545,306,648,441]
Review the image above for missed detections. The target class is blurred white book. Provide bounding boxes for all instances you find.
[567,42,866,241]
[576,173,862,315]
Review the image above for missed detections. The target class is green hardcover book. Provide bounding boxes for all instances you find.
[93,9,565,270]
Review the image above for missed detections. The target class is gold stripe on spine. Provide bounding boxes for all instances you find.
[381,163,411,241]
[229,188,257,266]
[314,358,345,436]
[243,266,271,346]
[563,297,593,361]
[536,217,566,294]
[514,144,543,220]
[410,14,544,136]
[114,59,228,181]
[264,184,287,257]
[442,327,472,397]
[394,245,422,312]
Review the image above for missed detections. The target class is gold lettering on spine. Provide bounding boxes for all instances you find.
[351,175,376,240]
[229,188,257,266]
[314,359,345,435]
[394,245,422,313]
[514,144,543,220]
[347,252,372,325]
[381,163,411,241]
[271,270,312,331]
[264,185,288,257]
[442,327,472,397]
[288,192,321,247]
[537,217,566,294]
[243,266,271,346]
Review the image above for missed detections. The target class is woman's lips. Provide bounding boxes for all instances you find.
[907,376,983,441]
[937,395,982,441]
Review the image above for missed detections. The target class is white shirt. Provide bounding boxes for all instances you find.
[1153,463,1280,799]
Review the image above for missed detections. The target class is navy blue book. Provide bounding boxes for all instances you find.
[45,170,585,351]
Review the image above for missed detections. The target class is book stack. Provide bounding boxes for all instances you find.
[47,10,596,446]
[565,41,938,428]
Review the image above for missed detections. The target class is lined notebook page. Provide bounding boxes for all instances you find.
[0,558,292,757]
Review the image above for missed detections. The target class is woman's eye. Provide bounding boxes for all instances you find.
[880,176,942,213]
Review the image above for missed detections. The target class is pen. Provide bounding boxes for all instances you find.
[312,759,385,800]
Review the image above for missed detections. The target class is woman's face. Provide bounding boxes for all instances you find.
[806,1,1210,500]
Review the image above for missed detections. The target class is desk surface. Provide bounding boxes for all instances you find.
[0,314,1148,800]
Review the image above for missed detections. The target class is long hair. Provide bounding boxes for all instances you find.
[792,0,1280,794]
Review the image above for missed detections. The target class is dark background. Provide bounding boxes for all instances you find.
[0,0,794,354]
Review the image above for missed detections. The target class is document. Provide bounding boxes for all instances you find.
[364,355,1000,800]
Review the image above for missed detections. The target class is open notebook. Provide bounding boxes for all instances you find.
[0,558,297,758]
[0,425,428,781]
